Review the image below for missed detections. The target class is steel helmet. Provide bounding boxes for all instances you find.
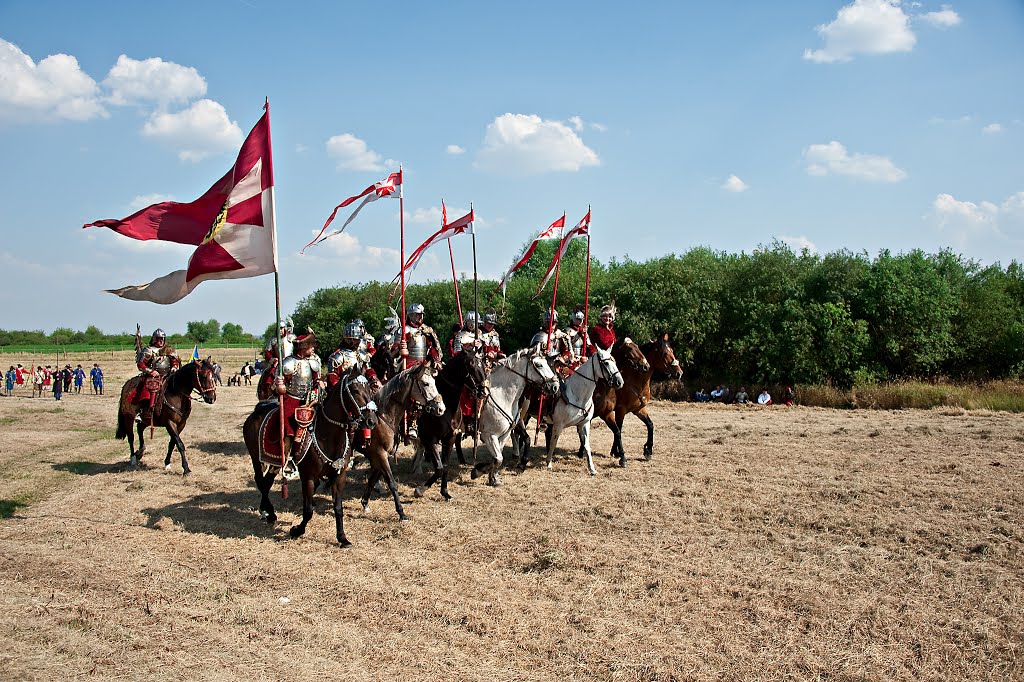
[407,303,425,316]
[570,310,585,325]
[151,328,166,342]
[483,311,498,325]
[464,311,479,328]
[543,310,558,326]
[384,314,400,332]
[354,318,366,333]
[344,321,361,340]
[280,315,294,331]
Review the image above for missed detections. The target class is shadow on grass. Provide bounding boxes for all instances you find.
[0,498,27,519]
[52,460,129,476]
[191,440,249,457]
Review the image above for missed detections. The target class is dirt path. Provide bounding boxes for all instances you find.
[0,350,1021,680]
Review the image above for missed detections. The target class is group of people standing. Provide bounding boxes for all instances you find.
[3,363,104,399]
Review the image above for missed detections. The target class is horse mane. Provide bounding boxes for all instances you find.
[165,359,195,395]
[495,345,536,370]
[375,365,415,406]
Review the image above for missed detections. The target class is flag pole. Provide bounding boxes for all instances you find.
[582,205,592,357]
[399,163,407,373]
[471,202,480,463]
[535,212,566,445]
[265,98,287,471]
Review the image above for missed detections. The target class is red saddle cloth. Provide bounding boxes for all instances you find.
[260,399,313,465]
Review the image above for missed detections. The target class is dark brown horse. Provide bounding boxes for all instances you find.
[243,370,378,546]
[413,349,488,501]
[353,363,445,519]
[116,359,218,475]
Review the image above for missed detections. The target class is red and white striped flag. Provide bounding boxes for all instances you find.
[302,170,401,253]
[393,208,474,284]
[84,105,277,304]
[534,209,590,298]
[492,214,565,301]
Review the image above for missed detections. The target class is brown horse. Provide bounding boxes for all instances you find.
[352,363,445,520]
[116,359,218,475]
[593,333,683,464]
[243,370,378,546]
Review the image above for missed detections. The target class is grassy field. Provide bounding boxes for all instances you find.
[0,348,1022,679]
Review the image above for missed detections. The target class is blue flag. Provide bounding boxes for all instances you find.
[192,344,199,361]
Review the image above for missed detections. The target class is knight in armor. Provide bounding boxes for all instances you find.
[374,310,402,377]
[589,304,617,352]
[446,321,464,360]
[454,311,483,356]
[259,316,296,398]
[563,307,587,368]
[530,310,573,373]
[274,331,322,459]
[480,310,505,363]
[327,321,375,387]
[133,328,180,409]
[400,303,441,368]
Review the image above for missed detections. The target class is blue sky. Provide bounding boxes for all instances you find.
[1,1,1021,335]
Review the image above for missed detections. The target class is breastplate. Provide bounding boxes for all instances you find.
[328,348,365,374]
[282,356,319,399]
[406,327,428,361]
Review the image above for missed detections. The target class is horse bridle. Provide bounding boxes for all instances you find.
[319,374,377,430]
[188,363,217,400]
[573,352,621,386]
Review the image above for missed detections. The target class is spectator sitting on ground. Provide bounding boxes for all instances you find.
[694,388,710,403]
[710,385,724,401]
[734,387,749,404]
[782,385,795,406]
[757,388,772,405]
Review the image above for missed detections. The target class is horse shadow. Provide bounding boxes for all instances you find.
[190,440,249,457]
[52,460,132,476]
[141,489,294,541]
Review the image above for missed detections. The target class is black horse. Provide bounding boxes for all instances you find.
[413,349,488,500]
[116,359,218,475]
[242,369,378,546]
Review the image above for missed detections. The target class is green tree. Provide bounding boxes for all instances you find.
[186,319,221,343]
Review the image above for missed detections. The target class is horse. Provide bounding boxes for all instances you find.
[242,369,378,546]
[516,346,624,476]
[471,346,559,487]
[115,359,218,475]
[413,349,488,501]
[369,345,399,385]
[354,362,445,519]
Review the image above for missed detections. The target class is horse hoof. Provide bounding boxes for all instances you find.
[546,463,553,470]
[339,538,352,548]
[470,467,481,480]
[414,487,424,498]
[182,469,192,477]
[618,458,627,468]
[643,449,653,461]
[442,492,452,501]
[487,474,502,487]
[288,526,304,538]
[361,504,370,514]
[588,468,597,476]
[164,464,172,471]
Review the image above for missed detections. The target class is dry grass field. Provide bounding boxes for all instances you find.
[0,349,1022,680]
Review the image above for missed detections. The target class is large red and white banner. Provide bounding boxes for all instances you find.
[534,209,590,297]
[302,171,401,253]
[493,214,565,300]
[396,208,474,279]
[84,106,277,304]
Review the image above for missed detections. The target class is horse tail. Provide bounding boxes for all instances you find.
[116,412,130,440]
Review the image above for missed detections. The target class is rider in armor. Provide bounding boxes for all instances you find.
[455,311,483,356]
[134,328,180,409]
[274,331,322,460]
[353,318,376,356]
[446,321,464,360]
[563,307,587,368]
[480,310,504,363]
[328,321,372,377]
[530,310,572,371]
[589,304,617,352]
[400,303,441,368]
[259,316,296,398]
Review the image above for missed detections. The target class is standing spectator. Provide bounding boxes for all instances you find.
[52,370,63,400]
[241,361,252,386]
[43,366,52,389]
[62,365,73,393]
[4,366,15,396]
[15,364,25,387]
[90,363,104,395]
[33,366,45,398]
[757,388,772,405]
[73,364,86,394]
[211,360,223,386]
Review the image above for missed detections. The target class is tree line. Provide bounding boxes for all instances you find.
[0,320,261,349]
[292,241,1024,388]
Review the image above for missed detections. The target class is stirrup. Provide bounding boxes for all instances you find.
[281,457,300,481]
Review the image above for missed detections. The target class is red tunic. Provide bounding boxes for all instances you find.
[588,325,617,352]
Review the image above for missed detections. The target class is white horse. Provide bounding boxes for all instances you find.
[539,346,624,476]
[472,346,559,487]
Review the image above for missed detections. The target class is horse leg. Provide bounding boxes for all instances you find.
[136,421,147,462]
[472,432,504,486]
[331,468,351,547]
[164,423,189,475]
[637,407,655,460]
[545,425,563,471]
[289,475,316,538]
[415,440,443,497]
[577,421,596,475]
[411,440,426,475]
[438,438,452,500]
[124,414,140,468]
[513,421,531,472]
[605,414,625,467]
[256,465,278,524]
[377,456,407,521]
[454,436,467,465]
[361,469,380,513]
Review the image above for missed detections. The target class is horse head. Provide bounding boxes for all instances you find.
[648,332,683,380]
[593,346,625,389]
[194,358,218,403]
[458,347,489,399]
[411,363,445,417]
[529,345,560,396]
[615,337,650,373]
[331,369,378,432]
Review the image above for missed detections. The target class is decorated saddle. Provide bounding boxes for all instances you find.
[258,402,316,468]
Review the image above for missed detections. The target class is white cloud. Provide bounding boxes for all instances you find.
[474,113,600,175]
[129,193,175,211]
[326,133,385,172]
[306,231,399,267]
[103,55,206,106]
[779,235,818,254]
[590,122,608,132]
[804,140,907,182]
[446,144,465,155]
[982,123,1003,134]
[920,6,961,28]
[568,115,583,132]
[803,0,916,63]
[141,99,244,162]
[0,38,106,122]
[405,204,482,227]
[721,175,749,193]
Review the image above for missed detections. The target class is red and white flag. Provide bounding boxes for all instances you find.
[302,170,401,253]
[393,208,474,283]
[84,106,277,304]
[492,214,565,301]
[534,209,590,298]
